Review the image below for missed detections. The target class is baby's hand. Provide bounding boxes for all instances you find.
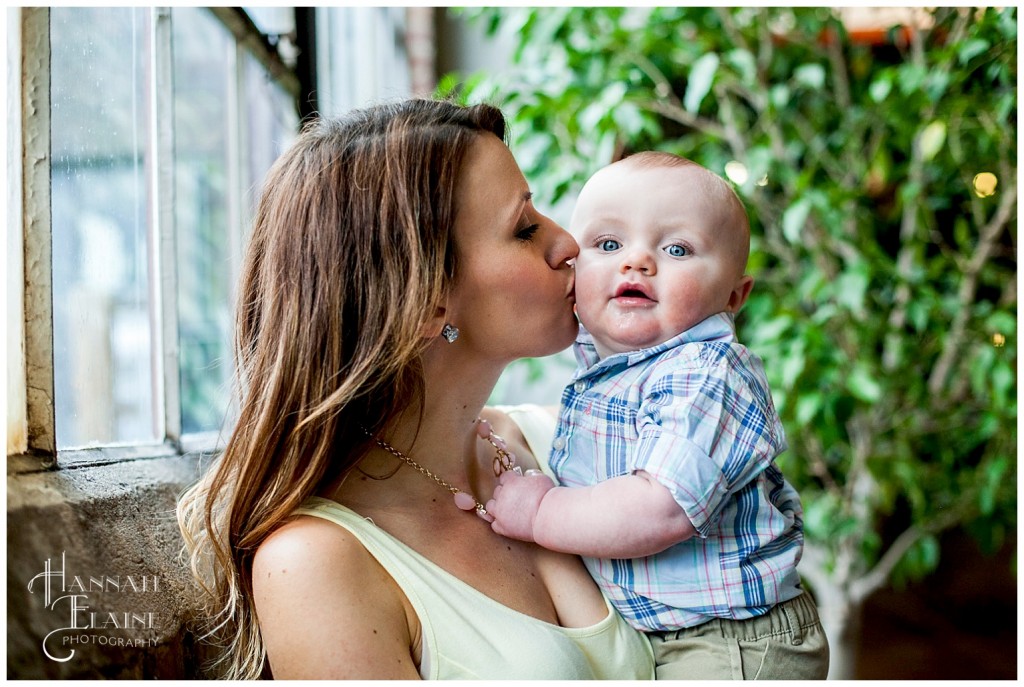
[486,469,556,542]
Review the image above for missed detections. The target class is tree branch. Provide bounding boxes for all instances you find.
[834,429,876,586]
[849,501,967,604]
[825,15,851,111]
[640,100,729,139]
[798,541,834,596]
[801,432,842,495]
[714,7,752,56]
[629,51,679,105]
[928,168,1017,394]
[712,85,750,160]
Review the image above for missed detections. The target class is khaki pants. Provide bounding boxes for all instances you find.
[649,592,830,680]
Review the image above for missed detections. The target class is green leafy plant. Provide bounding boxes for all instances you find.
[443,7,1017,678]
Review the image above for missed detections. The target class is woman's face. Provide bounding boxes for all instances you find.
[446,133,579,362]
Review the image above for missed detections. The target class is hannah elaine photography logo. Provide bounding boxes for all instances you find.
[26,551,161,662]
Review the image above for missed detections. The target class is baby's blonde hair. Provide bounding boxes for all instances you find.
[615,151,750,271]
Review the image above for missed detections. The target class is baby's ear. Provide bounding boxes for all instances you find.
[725,275,754,313]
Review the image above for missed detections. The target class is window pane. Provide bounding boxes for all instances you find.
[242,51,299,227]
[172,8,234,435]
[50,7,156,448]
[243,7,295,37]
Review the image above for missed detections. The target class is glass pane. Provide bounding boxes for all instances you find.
[243,7,295,37]
[50,7,156,448]
[242,50,299,227]
[172,8,234,435]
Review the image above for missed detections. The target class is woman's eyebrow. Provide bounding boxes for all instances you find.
[507,190,533,226]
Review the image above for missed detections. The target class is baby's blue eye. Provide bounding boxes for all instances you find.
[599,239,621,252]
[664,244,688,257]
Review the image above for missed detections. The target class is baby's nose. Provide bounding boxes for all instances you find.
[620,249,656,274]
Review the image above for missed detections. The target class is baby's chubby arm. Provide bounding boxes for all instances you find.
[486,470,696,558]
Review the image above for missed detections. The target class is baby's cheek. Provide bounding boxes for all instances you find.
[573,270,604,317]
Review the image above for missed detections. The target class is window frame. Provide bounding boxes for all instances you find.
[8,6,303,471]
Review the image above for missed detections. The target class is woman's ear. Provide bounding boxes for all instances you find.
[420,305,448,339]
[725,275,754,313]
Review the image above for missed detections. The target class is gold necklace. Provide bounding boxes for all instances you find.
[366,418,520,521]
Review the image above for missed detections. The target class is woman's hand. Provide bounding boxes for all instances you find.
[486,470,556,542]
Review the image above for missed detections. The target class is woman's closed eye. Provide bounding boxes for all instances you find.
[515,223,540,241]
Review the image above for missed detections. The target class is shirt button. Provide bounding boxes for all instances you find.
[552,437,566,450]
[573,381,587,393]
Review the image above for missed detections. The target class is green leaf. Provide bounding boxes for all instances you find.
[919,121,947,162]
[795,393,822,425]
[848,363,883,403]
[770,84,790,108]
[898,64,927,94]
[780,344,806,388]
[959,38,990,64]
[726,48,757,85]
[612,101,646,136]
[684,53,720,113]
[906,300,930,332]
[782,197,812,243]
[467,7,1018,597]
[755,314,794,343]
[434,72,460,99]
[997,8,1017,39]
[915,534,941,572]
[794,64,826,90]
[869,77,892,103]
[986,311,1016,333]
[991,363,1014,405]
[924,70,950,102]
[898,181,922,204]
[595,130,617,166]
[835,270,869,316]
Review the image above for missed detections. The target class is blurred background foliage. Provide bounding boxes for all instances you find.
[441,6,1016,678]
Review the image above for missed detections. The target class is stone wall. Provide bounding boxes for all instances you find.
[7,454,215,679]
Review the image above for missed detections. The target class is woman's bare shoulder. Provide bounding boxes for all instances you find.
[254,514,370,578]
[252,515,419,678]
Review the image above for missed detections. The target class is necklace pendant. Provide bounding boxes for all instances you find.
[365,420,513,524]
[492,451,518,476]
[453,491,477,511]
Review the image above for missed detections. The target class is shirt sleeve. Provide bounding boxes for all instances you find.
[631,358,784,536]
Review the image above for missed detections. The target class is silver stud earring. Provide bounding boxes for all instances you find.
[441,323,460,343]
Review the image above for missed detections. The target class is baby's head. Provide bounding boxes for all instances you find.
[569,152,754,359]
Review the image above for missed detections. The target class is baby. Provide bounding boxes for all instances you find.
[487,152,829,679]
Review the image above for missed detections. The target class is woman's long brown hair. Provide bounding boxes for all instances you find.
[177,99,507,678]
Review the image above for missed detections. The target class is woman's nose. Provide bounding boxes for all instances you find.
[547,219,579,269]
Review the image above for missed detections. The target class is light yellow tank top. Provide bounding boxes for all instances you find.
[293,404,654,680]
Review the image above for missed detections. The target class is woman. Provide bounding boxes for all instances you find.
[177,99,655,679]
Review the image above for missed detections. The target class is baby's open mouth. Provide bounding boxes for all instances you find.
[614,283,655,301]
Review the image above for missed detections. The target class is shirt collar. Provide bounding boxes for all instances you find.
[574,312,738,373]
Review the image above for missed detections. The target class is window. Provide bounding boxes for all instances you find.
[50,8,156,448]
[315,7,413,114]
[9,7,300,464]
[171,7,298,438]
[10,8,530,467]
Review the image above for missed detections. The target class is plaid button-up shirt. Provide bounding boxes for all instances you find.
[549,312,805,631]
